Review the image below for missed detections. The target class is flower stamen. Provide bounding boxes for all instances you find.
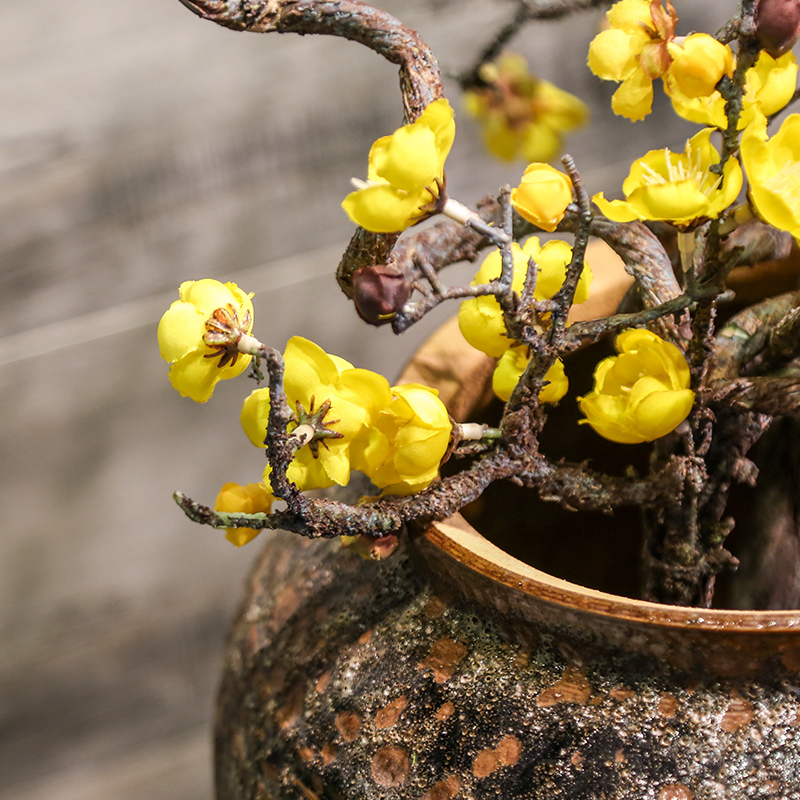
[203,304,252,368]
[294,397,344,458]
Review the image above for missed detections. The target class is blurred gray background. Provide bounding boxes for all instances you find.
[0,1,731,798]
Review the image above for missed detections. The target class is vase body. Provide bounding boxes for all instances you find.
[216,521,800,800]
[215,249,800,799]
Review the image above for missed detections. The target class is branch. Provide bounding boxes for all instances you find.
[176,0,444,298]
[708,375,800,416]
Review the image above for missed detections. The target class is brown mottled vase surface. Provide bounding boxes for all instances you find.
[216,248,800,799]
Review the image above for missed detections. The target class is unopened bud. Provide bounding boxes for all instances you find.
[755,0,800,57]
[352,265,412,326]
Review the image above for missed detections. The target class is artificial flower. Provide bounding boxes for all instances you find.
[740,111,800,241]
[492,345,569,404]
[157,279,254,403]
[578,329,694,444]
[214,481,274,547]
[463,53,588,163]
[240,337,392,492]
[593,128,742,227]
[669,50,797,130]
[587,0,678,121]
[666,33,733,99]
[458,236,593,357]
[510,163,573,231]
[342,98,455,233]
[367,383,453,496]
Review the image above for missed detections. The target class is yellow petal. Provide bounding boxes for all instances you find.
[371,125,439,192]
[157,300,207,363]
[631,388,695,440]
[168,350,250,403]
[342,183,425,233]
[284,336,342,403]
[588,28,641,81]
[241,388,270,448]
[611,71,653,121]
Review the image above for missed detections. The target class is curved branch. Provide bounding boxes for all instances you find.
[177,0,444,297]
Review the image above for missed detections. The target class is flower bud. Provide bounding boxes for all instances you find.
[755,0,800,58]
[510,163,573,231]
[352,265,412,326]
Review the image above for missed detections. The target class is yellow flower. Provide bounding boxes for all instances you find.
[593,128,742,227]
[666,33,733,99]
[214,482,274,547]
[492,345,568,404]
[458,236,592,358]
[463,53,588,163]
[240,337,392,492]
[367,384,453,496]
[669,50,798,129]
[578,329,694,444]
[510,163,573,231]
[157,279,254,403]
[740,111,800,240]
[342,98,455,233]
[587,0,678,121]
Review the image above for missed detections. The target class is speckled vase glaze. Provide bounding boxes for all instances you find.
[215,251,800,800]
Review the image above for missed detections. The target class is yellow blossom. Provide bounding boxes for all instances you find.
[578,329,694,444]
[740,111,800,240]
[669,50,798,129]
[342,98,455,233]
[157,279,254,403]
[366,383,453,496]
[587,0,678,121]
[593,128,742,227]
[458,237,593,358]
[463,53,588,163]
[666,33,733,99]
[492,345,568,404]
[240,337,392,492]
[214,481,274,547]
[510,163,573,231]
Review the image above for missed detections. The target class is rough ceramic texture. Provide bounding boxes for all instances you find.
[215,248,800,799]
[215,531,800,800]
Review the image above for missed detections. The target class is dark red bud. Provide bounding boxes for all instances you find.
[352,265,412,326]
[755,0,800,57]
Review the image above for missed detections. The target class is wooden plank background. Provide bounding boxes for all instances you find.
[0,2,731,798]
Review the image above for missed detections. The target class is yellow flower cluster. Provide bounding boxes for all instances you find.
[587,0,733,121]
[587,3,800,244]
[463,53,588,164]
[669,50,797,130]
[240,337,453,498]
[579,330,694,443]
[459,236,592,404]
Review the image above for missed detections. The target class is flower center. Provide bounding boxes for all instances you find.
[639,147,722,198]
[293,396,344,458]
[764,158,800,205]
[203,304,251,368]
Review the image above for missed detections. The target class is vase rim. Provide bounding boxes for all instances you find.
[398,267,800,637]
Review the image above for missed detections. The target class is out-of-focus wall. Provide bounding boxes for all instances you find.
[0,2,732,798]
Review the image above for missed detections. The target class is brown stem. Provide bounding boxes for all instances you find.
[176,0,444,298]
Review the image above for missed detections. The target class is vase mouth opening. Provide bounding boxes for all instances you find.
[399,303,800,634]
